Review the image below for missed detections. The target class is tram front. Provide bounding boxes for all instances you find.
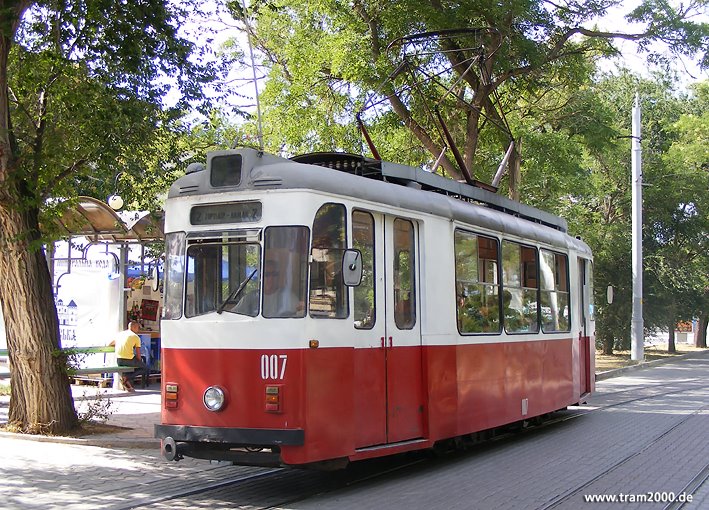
[155,149,361,469]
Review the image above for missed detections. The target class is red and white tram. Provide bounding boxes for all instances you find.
[155,149,595,469]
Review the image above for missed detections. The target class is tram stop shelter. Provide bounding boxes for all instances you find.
[46,196,165,372]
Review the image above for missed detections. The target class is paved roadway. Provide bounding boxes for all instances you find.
[1,352,708,509]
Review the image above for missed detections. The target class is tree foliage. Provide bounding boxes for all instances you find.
[561,73,709,353]
[0,0,219,434]
[229,0,707,199]
[643,81,709,351]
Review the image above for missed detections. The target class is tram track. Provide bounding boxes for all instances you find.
[126,455,429,510]
[128,373,708,510]
[119,468,283,510]
[662,462,709,510]
[536,404,709,509]
[556,381,708,422]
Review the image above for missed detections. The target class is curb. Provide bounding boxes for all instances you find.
[0,390,161,450]
[0,429,160,449]
[595,349,709,381]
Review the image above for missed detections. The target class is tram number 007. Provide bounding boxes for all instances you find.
[260,354,287,380]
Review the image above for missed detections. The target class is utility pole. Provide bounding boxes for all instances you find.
[631,93,644,361]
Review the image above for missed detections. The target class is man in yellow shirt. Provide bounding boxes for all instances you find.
[109,321,149,391]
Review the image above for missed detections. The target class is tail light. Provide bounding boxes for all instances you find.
[265,385,282,413]
[165,382,179,409]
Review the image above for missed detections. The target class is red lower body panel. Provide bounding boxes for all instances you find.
[161,337,585,465]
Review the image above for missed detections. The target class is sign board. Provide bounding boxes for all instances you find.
[676,321,693,333]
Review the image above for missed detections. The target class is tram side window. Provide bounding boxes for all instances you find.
[502,241,539,333]
[163,232,186,320]
[353,210,375,329]
[540,250,570,332]
[262,226,309,318]
[454,230,500,334]
[310,203,348,319]
[394,218,416,329]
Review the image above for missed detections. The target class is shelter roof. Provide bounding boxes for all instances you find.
[52,196,164,242]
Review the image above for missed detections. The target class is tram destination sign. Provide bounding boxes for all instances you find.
[190,202,262,225]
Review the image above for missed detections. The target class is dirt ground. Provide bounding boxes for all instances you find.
[595,342,708,373]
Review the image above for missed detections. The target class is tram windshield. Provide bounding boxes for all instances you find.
[185,242,261,317]
[183,226,309,319]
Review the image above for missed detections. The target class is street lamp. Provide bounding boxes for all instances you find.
[107,173,124,211]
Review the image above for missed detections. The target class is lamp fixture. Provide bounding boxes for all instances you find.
[107,194,124,210]
[107,172,125,210]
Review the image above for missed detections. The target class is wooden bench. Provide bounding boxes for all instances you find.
[71,367,135,387]
[0,346,141,388]
[67,346,134,387]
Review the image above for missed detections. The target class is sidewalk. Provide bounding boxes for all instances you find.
[0,384,161,449]
[595,348,709,380]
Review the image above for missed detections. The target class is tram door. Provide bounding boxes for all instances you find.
[577,259,592,396]
[383,216,424,443]
[352,212,424,448]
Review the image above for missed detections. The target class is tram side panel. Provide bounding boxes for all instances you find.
[417,220,460,442]
[447,338,575,437]
[285,345,355,465]
[419,222,579,443]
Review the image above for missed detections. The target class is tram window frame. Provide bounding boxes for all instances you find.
[501,240,540,334]
[586,261,595,322]
[454,229,501,335]
[352,210,376,329]
[309,203,349,319]
[393,218,416,330]
[539,249,571,333]
[184,241,262,318]
[210,154,242,188]
[163,231,186,320]
[261,226,309,319]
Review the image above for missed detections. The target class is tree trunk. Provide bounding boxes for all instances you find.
[602,334,613,355]
[667,322,676,354]
[0,199,78,434]
[388,93,461,179]
[0,7,78,435]
[696,313,708,348]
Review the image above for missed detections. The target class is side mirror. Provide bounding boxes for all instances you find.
[606,285,614,305]
[342,249,363,287]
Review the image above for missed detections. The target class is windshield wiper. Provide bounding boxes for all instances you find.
[217,269,258,315]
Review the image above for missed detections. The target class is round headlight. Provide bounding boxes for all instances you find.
[203,386,226,412]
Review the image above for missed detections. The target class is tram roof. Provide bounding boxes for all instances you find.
[291,152,566,232]
[168,149,591,255]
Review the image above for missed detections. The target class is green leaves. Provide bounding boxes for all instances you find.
[4,0,230,219]
[231,0,706,192]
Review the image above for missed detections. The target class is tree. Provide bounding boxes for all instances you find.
[0,1,217,434]
[644,81,709,351]
[569,73,709,355]
[230,0,707,199]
